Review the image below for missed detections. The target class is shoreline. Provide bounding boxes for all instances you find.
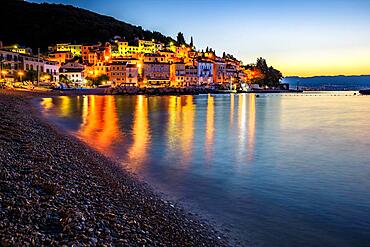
[0,89,231,246]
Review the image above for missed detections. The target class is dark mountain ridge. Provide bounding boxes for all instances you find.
[0,1,175,51]
[283,75,370,90]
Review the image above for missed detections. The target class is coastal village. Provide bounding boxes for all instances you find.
[0,36,285,92]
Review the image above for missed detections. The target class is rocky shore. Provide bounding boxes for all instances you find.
[0,89,229,246]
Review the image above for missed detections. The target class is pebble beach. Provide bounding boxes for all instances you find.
[0,89,229,246]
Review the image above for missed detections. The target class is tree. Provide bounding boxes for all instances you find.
[206,46,209,52]
[59,74,72,87]
[254,57,283,87]
[87,74,110,87]
[25,70,38,83]
[190,36,194,47]
[96,74,109,86]
[176,32,186,45]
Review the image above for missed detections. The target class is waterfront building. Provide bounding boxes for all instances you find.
[59,61,85,86]
[170,62,186,87]
[0,49,22,79]
[198,60,214,85]
[143,62,170,87]
[21,56,44,75]
[185,65,198,86]
[91,61,109,77]
[213,60,227,84]
[43,60,59,82]
[225,63,238,83]
[125,64,139,86]
[1,48,59,82]
[108,61,126,86]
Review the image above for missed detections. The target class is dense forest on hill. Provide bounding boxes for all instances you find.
[1,1,175,51]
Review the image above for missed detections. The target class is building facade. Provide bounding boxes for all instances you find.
[143,62,170,87]
[198,61,214,85]
[125,64,138,86]
[59,61,85,86]
[170,62,185,87]
[108,62,126,85]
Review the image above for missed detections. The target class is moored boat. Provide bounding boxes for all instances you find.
[359,89,370,95]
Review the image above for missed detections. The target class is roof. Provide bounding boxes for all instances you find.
[60,68,83,73]
[197,60,213,64]
[144,62,170,65]
[49,51,72,54]
[144,53,165,57]
[159,49,175,53]
[126,64,137,68]
[110,61,127,65]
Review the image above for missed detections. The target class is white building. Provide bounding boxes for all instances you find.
[59,61,85,86]
[1,49,59,82]
[43,61,59,82]
[198,60,213,85]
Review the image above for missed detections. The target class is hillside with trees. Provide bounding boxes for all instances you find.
[0,1,175,51]
[245,58,283,87]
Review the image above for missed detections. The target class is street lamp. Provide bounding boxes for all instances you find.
[1,70,7,80]
[18,71,24,83]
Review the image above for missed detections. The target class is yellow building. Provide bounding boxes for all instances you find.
[56,43,82,56]
[138,40,161,54]
[3,44,32,55]
[158,49,176,63]
[114,41,140,57]
[113,39,163,57]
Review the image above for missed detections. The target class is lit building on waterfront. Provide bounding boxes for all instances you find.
[59,61,85,86]
[198,60,214,85]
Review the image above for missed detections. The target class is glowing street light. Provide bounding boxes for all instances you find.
[1,70,7,81]
[18,71,24,83]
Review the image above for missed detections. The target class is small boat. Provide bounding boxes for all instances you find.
[359,89,370,95]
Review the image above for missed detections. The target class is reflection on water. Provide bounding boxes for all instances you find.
[248,94,256,161]
[78,96,121,156]
[128,95,151,172]
[205,95,214,162]
[40,93,370,247]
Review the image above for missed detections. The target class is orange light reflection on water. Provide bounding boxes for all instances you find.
[127,95,151,172]
[181,96,195,165]
[230,94,234,127]
[248,94,256,160]
[205,94,215,162]
[78,96,121,156]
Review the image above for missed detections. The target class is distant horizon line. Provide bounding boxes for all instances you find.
[285,74,370,78]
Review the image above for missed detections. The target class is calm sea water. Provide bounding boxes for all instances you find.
[40,92,370,247]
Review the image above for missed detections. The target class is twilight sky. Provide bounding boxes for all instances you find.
[29,0,370,76]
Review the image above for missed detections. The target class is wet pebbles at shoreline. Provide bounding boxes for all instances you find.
[0,89,229,246]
